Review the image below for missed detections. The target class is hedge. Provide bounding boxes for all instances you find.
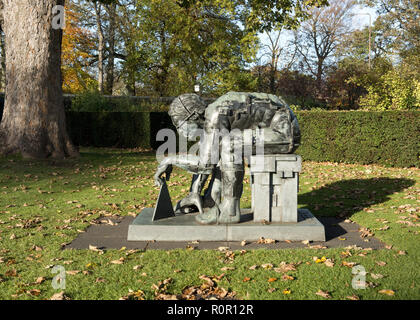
[295,111,420,168]
[0,96,419,167]
[66,112,151,149]
[143,110,420,167]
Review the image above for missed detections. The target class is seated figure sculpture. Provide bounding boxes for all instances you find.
[154,92,301,225]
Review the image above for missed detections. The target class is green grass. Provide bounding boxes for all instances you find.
[0,148,418,300]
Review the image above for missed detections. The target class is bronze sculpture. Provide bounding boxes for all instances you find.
[154,92,301,225]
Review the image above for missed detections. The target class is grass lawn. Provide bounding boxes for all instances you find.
[0,148,418,300]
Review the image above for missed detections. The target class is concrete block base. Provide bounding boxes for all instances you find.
[127,208,325,242]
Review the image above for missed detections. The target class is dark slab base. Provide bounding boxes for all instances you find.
[66,212,387,250]
[65,211,386,250]
[127,208,325,242]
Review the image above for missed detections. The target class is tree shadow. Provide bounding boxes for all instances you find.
[298,177,415,219]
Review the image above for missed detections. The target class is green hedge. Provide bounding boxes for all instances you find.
[66,112,150,148]
[63,111,419,167]
[295,111,420,168]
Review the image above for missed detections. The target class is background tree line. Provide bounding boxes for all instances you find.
[1,0,417,110]
[42,0,417,110]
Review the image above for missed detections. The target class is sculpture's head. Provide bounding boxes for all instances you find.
[169,93,207,139]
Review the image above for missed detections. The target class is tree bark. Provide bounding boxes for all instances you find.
[0,0,78,159]
[105,2,116,95]
[94,2,104,93]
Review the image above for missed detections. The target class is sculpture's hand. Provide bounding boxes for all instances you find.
[154,162,173,187]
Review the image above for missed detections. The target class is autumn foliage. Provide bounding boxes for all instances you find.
[61,2,97,93]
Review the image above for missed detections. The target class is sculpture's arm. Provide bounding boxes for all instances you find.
[154,155,213,186]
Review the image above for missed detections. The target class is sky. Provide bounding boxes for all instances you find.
[257,4,379,67]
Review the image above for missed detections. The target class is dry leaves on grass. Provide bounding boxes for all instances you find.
[50,291,70,300]
[88,245,104,255]
[110,257,125,265]
[256,237,276,244]
[5,269,17,277]
[66,270,80,275]
[220,266,235,271]
[35,277,45,284]
[359,227,374,238]
[342,261,358,268]
[281,274,294,281]
[282,289,291,295]
[120,289,145,300]
[27,289,41,296]
[379,289,395,296]
[274,262,297,273]
[153,274,235,300]
[315,290,331,299]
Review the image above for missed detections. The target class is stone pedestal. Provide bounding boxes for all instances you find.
[127,208,325,242]
[127,153,326,242]
[250,154,301,223]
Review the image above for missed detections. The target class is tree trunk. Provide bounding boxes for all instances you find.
[0,0,78,159]
[105,2,116,95]
[94,2,104,93]
[0,32,5,91]
[316,58,324,98]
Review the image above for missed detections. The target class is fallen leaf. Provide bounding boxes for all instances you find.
[324,259,334,267]
[66,270,80,275]
[220,266,235,271]
[379,289,395,296]
[315,290,331,299]
[50,291,69,300]
[88,245,104,254]
[27,289,41,296]
[268,277,277,282]
[257,237,276,244]
[111,258,125,265]
[274,262,297,273]
[5,269,17,277]
[346,294,359,300]
[281,274,294,281]
[342,261,357,268]
[243,277,251,282]
[35,277,45,284]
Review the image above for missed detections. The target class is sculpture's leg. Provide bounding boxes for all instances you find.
[217,167,244,223]
[203,167,222,208]
[196,133,244,225]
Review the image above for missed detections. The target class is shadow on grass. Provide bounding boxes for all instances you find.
[299,177,415,218]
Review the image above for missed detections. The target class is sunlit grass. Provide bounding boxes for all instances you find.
[0,148,418,300]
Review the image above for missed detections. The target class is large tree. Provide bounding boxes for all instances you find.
[293,0,356,96]
[0,0,79,159]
